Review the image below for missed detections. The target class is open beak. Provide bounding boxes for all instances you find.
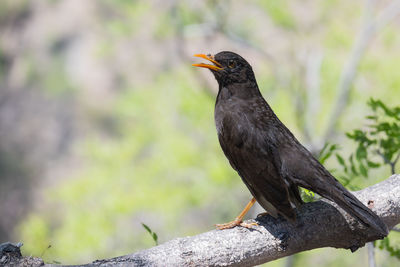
[192,54,223,71]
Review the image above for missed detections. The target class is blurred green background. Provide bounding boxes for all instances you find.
[0,0,399,265]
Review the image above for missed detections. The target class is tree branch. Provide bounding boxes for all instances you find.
[3,175,400,266]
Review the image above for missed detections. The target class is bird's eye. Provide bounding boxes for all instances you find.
[228,60,236,68]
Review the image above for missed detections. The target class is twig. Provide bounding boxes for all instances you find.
[376,149,398,175]
[391,152,400,174]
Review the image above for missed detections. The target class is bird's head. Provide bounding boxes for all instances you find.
[192,51,256,87]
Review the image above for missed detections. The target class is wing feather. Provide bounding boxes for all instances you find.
[217,108,297,221]
[279,140,388,236]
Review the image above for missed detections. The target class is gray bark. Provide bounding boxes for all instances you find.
[3,175,400,267]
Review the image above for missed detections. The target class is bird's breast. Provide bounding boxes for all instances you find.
[214,97,238,136]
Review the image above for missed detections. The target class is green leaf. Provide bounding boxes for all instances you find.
[367,160,380,168]
[377,237,400,259]
[335,154,345,166]
[349,155,358,176]
[356,146,367,161]
[142,223,158,245]
[335,153,348,173]
[359,162,368,177]
[141,223,152,234]
[300,188,315,203]
[152,233,158,244]
[318,143,339,164]
[339,176,351,187]
[367,98,378,111]
[318,143,330,159]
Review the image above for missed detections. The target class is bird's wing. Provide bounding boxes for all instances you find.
[278,139,388,236]
[217,110,297,221]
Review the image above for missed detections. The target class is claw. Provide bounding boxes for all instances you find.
[216,219,241,230]
[215,220,258,230]
[240,221,258,228]
[215,198,257,230]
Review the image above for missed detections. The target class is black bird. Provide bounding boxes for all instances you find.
[192,51,388,236]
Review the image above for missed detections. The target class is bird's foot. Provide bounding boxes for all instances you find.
[215,219,258,230]
[240,221,258,228]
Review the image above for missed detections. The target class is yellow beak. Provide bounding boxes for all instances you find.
[192,54,223,71]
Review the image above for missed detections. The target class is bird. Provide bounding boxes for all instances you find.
[192,51,388,237]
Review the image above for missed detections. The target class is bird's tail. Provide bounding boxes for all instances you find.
[316,179,388,238]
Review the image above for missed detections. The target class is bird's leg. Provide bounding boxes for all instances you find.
[216,198,258,230]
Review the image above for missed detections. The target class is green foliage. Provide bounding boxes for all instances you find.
[319,99,400,190]
[300,188,315,203]
[345,98,400,175]
[377,237,400,260]
[141,223,158,245]
[318,143,340,165]
[320,99,400,258]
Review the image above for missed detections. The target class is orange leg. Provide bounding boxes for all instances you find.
[216,198,258,230]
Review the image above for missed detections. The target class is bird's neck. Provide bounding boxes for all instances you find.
[217,81,261,101]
